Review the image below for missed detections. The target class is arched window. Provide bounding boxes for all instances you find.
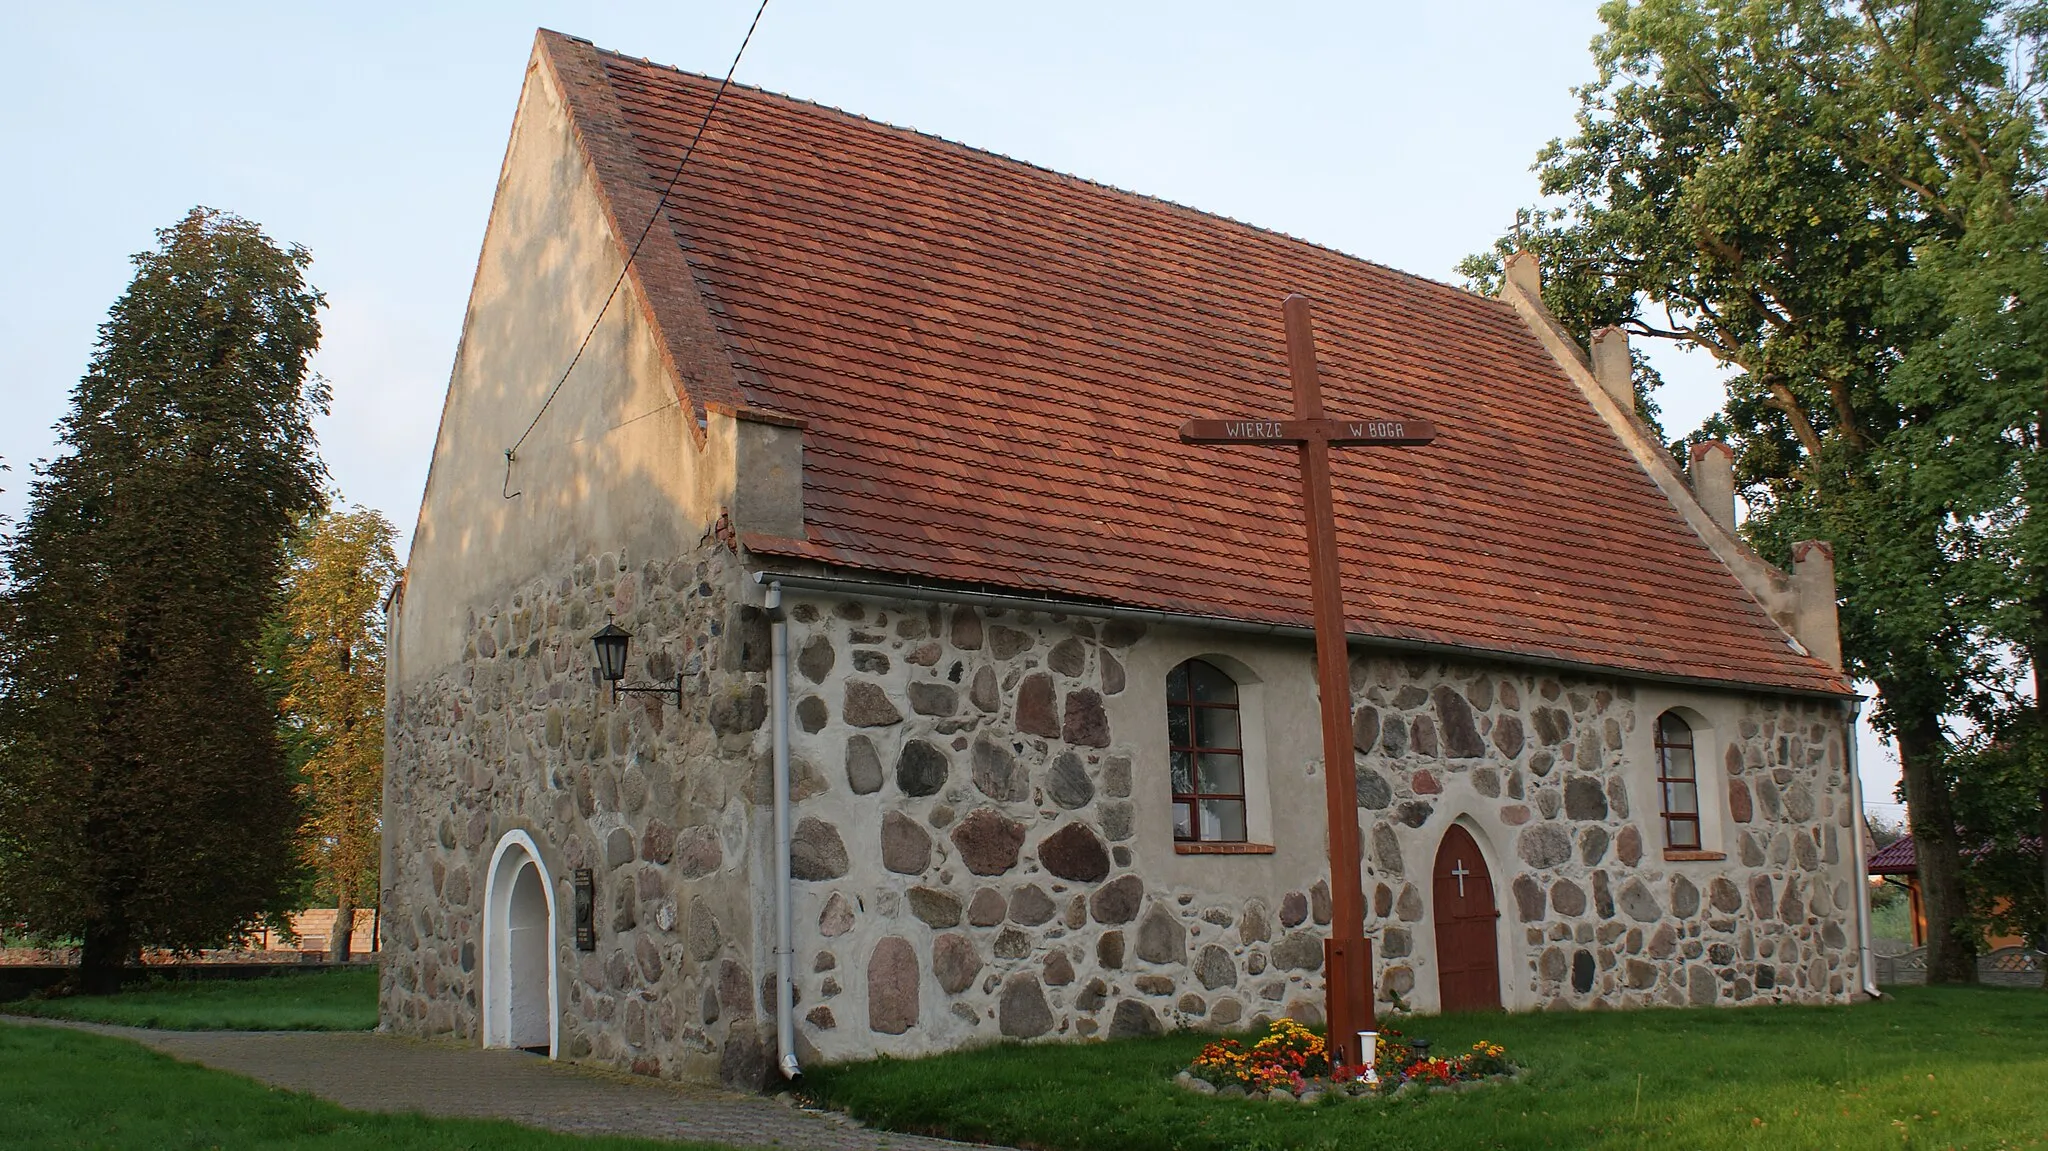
[1167,658,1246,843]
[1656,711,1701,850]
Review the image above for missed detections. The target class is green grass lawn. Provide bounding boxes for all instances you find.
[801,986,2048,1151]
[0,1022,733,1151]
[4,967,378,1031]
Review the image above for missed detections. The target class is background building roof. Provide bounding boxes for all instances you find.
[1869,837,1919,876]
[1867,835,2043,876]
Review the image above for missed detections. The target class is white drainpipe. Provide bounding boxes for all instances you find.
[1845,698,1882,998]
[764,578,801,1079]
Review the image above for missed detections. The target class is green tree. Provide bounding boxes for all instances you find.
[1463,0,2048,980]
[1947,731,2048,945]
[0,208,328,992]
[1881,72,2048,953]
[276,508,399,959]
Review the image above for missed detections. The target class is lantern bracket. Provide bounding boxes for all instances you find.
[608,675,685,708]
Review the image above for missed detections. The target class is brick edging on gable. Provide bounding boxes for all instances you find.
[534,29,752,445]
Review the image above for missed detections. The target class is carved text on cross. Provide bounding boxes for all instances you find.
[1180,418,1437,446]
[1451,859,1471,899]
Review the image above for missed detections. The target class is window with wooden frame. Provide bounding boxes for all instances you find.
[1656,711,1702,850]
[1167,658,1247,843]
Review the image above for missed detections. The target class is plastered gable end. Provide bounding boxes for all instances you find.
[397,45,735,679]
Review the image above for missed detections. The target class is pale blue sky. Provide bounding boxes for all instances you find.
[2,1,1694,530]
[0,1,1896,809]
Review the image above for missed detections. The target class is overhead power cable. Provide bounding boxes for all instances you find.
[505,0,771,499]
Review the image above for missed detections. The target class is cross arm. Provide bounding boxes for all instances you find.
[1179,416,1438,447]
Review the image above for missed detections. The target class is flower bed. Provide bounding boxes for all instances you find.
[1177,1019,1517,1102]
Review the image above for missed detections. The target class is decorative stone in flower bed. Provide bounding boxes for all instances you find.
[1175,1018,1518,1102]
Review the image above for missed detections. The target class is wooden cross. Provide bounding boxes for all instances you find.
[1180,294,1437,1067]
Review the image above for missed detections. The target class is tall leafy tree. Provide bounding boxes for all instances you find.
[1947,731,2048,945]
[1878,19,2048,947]
[276,508,399,959]
[1464,0,2047,979]
[0,208,328,991]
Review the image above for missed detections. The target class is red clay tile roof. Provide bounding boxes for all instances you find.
[1867,836,2043,874]
[541,31,1850,697]
[1868,837,1918,875]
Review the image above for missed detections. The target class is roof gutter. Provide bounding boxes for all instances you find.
[1844,697,1884,1000]
[763,580,801,1081]
[749,569,1855,702]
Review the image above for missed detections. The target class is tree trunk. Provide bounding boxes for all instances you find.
[329,886,354,963]
[1891,695,1978,983]
[2026,421,2048,976]
[2029,598,2048,976]
[78,918,129,997]
[2038,785,2047,972]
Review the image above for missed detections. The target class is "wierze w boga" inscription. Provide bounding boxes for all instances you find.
[1180,416,1438,447]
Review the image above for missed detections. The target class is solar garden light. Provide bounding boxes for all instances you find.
[589,615,683,707]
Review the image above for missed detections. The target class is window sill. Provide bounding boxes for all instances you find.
[1663,849,1727,862]
[1175,842,1276,855]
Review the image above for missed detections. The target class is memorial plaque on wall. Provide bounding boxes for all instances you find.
[573,868,596,951]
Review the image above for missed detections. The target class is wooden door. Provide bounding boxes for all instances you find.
[1432,824,1502,1012]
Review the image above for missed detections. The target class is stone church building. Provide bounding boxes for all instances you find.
[382,30,1873,1087]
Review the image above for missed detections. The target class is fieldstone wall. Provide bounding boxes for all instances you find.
[1350,655,1859,1010]
[381,528,780,1085]
[384,562,1858,1086]
[780,597,1359,1059]
[779,598,1858,1063]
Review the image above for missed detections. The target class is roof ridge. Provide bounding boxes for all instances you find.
[585,41,1505,317]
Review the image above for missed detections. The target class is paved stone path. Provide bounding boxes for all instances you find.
[8,1018,991,1150]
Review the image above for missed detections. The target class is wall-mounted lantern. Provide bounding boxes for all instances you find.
[589,616,684,707]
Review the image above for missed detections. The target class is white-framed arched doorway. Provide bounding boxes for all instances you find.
[1419,811,1524,1012]
[481,829,559,1057]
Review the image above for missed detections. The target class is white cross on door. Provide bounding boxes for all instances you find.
[1450,859,1471,899]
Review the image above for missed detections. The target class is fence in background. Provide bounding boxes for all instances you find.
[1875,945,2044,988]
